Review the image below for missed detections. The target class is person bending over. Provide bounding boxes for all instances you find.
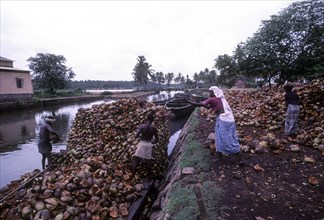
[131,112,158,179]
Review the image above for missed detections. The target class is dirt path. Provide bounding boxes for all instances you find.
[195,114,323,220]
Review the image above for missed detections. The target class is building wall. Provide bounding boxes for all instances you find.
[0,69,33,100]
[0,59,14,68]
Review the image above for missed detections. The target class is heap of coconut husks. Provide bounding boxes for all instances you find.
[62,98,170,177]
[201,78,323,151]
[0,99,170,220]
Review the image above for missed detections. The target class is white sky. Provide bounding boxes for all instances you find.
[1,0,295,81]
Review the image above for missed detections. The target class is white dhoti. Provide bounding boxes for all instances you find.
[135,140,152,159]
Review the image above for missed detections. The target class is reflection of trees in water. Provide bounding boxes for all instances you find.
[146,91,183,102]
[49,112,72,141]
[21,125,28,137]
[35,107,76,142]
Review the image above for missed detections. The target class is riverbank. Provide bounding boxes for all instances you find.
[1,81,322,219]
[148,108,323,220]
[0,91,158,112]
[107,90,158,99]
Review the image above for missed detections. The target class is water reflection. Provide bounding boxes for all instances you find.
[0,100,111,188]
[0,115,36,153]
[0,91,187,188]
[146,90,183,102]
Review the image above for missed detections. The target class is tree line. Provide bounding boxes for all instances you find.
[214,0,323,88]
[27,0,323,94]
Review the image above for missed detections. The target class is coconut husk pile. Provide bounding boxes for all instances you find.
[62,98,170,176]
[199,78,324,151]
[0,99,170,219]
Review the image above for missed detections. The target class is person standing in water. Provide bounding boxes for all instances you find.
[38,116,60,170]
[131,112,158,179]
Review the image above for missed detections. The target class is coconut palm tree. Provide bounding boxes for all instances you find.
[132,56,154,86]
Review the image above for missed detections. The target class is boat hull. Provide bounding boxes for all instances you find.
[165,99,195,118]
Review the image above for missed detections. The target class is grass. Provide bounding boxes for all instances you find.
[165,179,224,220]
[166,182,200,219]
[33,89,91,98]
[178,111,210,172]
[163,109,224,219]
[201,181,225,219]
[179,137,211,172]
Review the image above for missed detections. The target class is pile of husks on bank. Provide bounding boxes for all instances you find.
[0,99,170,219]
[201,78,323,154]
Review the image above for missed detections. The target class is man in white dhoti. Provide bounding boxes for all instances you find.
[131,112,158,179]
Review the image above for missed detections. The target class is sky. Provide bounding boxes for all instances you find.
[1,0,296,81]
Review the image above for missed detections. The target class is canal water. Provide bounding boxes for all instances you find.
[0,91,188,188]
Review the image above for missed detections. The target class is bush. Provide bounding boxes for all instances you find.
[101,91,113,95]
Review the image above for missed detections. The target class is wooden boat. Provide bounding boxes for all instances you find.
[152,98,172,106]
[189,93,208,102]
[153,92,197,118]
[165,98,196,118]
[173,92,190,100]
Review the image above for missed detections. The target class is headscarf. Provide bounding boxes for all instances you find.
[209,86,235,122]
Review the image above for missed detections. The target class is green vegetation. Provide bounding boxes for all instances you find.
[164,110,224,219]
[179,137,211,172]
[214,0,324,88]
[70,80,137,90]
[28,53,75,94]
[165,176,224,219]
[178,113,210,171]
[132,56,154,86]
[128,1,323,89]
[166,182,199,219]
[27,2,322,93]
[100,91,113,96]
[201,181,225,219]
[32,89,89,99]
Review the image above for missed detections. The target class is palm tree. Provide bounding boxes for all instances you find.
[165,72,174,86]
[132,56,154,86]
[156,72,165,84]
[193,72,199,87]
[174,72,183,84]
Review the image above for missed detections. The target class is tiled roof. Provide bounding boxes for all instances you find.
[0,66,30,73]
[0,56,14,62]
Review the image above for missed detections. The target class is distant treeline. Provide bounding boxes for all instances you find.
[69,80,175,90]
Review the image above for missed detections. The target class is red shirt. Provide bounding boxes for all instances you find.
[202,97,224,115]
